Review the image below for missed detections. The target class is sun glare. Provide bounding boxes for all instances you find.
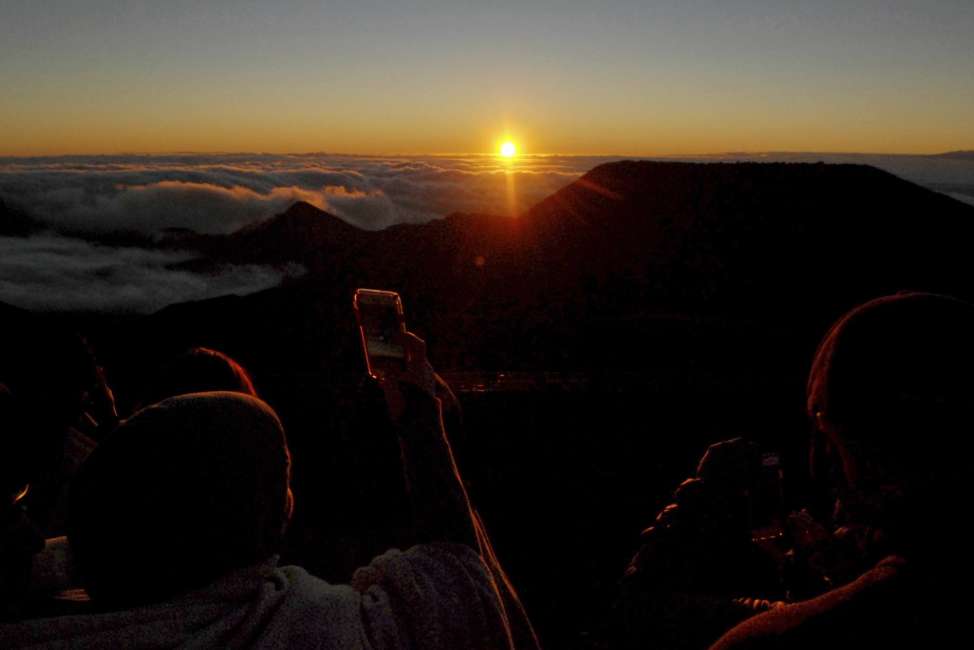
[500,141,517,158]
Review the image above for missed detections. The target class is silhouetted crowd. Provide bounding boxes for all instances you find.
[2,292,971,648]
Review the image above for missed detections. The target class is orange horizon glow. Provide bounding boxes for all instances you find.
[0,119,968,159]
[2,4,972,158]
[1,142,971,158]
[1,115,970,159]
[1,135,968,159]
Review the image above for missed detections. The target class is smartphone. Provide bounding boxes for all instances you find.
[353,288,406,380]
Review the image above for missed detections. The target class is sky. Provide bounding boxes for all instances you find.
[2,1,973,156]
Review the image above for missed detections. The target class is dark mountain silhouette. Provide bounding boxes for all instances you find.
[187,200,369,268]
[99,158,974,498]
[137,161,974,377]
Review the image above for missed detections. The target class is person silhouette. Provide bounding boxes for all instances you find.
[623,292,974,649]
[711,292,974,648]
[0,332,539,649]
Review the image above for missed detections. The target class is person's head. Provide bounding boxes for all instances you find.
[67,392,293,607]
[807,292,974,552]
[137,347,257,411]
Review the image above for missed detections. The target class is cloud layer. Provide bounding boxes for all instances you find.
[4,152,970,237]
[0,235,294,313]
[0,154,602,235]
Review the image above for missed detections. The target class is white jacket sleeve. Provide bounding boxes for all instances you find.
[352,543,525,650]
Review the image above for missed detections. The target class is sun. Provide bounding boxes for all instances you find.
[500,141,517,158]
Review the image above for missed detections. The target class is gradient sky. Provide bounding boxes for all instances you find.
[2,1,972,156]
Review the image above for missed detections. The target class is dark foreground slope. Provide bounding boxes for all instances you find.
[49,162,974,646]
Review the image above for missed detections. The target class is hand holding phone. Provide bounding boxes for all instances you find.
[354,289,435,420]
[353,289,407,382]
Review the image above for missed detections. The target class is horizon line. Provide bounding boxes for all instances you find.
[0,148,971,160]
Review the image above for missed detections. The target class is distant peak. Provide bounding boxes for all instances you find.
[232,199,365,242]
[932,150,974,161]
[273,200,362,230]
[283,200,327,216]
[269,201,349,227]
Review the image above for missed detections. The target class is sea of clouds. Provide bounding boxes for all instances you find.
[0,153,605,235]
[1,152,971,313]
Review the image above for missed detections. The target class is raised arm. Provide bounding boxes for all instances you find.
[371,333,541,648]
[380,332,477,547]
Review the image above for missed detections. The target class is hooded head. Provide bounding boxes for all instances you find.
[68,391,293,607]
[136,347,257,412]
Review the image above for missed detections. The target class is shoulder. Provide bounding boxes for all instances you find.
[711,556,915,650]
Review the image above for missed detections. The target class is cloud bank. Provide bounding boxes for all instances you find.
[0,235,294,313]
[0,154,601,235]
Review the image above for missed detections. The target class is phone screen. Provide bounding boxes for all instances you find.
[354,289,406,379]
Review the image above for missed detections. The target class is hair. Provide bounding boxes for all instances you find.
[808,292,974,443]
[67,392,292,607]
[806,292,974,556]
[139,348,257,410]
